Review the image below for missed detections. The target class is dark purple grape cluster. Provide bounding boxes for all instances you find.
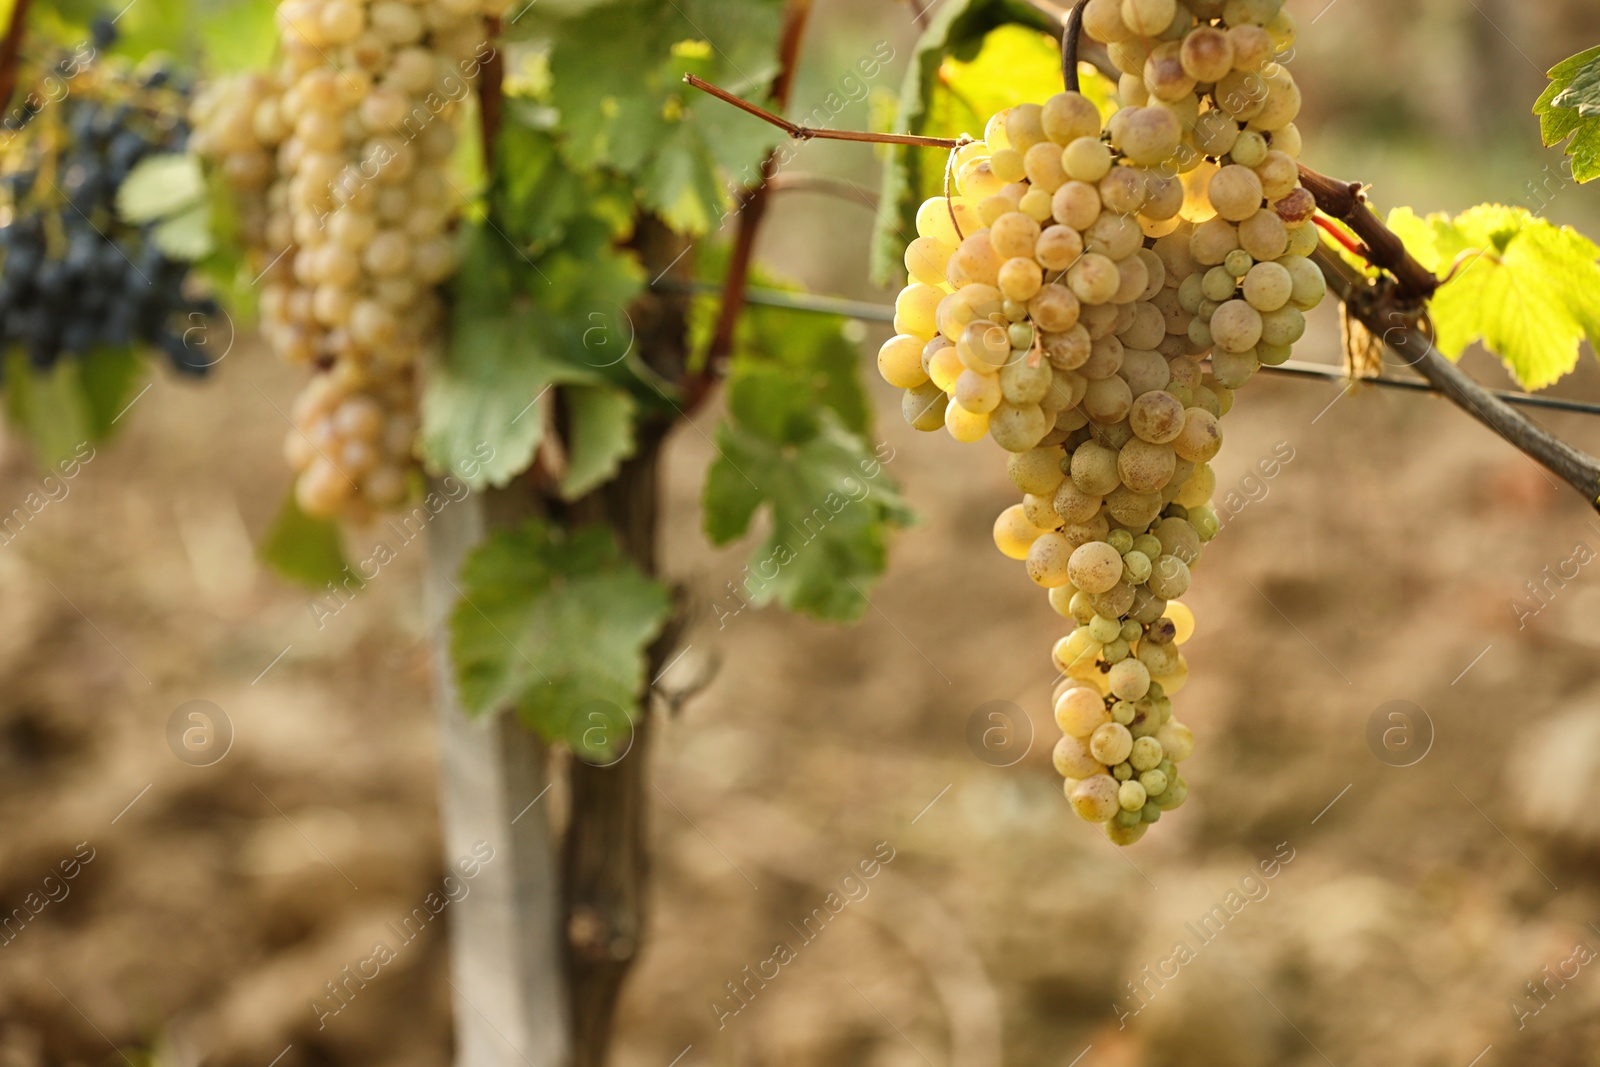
[0,24,219,378]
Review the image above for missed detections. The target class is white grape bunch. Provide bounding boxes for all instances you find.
[193,0,502,520]
[881,0,1323,844]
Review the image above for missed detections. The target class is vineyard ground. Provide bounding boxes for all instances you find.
[2,322,1600,1065]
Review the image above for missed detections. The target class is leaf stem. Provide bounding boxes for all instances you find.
[1062,0,1089,92]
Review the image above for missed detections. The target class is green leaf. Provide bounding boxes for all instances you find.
[3,352,93,467]
[103,0,196,63]
[494,122,589,253]
[2,344,144,463]
[151,203,215,261]
[873,3,1117,283]
[117,154,206,224]
[539,0,785,235]
[702,411,911,623]
[420,226,647,489]
[77,348,146,439]
[197,0,280,71]
[1388,204,1600,390]
[421,300,589,489]
[559,386,637,500]
[259,489,351,589]
[1535,45,1600,183]
[689,248,872,435]
[449,521,672,742]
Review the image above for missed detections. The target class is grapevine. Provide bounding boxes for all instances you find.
[879,0,1324,844]
[0,22,220,378]
[192,0,501,521]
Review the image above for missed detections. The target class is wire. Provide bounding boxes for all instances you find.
[666,281,1600,420]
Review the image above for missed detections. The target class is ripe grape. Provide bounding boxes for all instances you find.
[887,27,1328,842]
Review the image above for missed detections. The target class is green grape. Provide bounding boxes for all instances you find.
[1123,550,1153,585]
[1088,614,1123,643]
[1224,249,1255,278]
[1202,265,1239,301]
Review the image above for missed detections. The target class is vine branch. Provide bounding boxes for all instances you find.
[1297,164,1441,300]
[476,15,504,175]
[1315,247,1600,510]
[692,0,816,415]
[0,0,33,117]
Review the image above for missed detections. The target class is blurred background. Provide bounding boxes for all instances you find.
[4,0,1600,1063]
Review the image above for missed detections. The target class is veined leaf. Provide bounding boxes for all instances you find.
[117,153,206,223]
[703,410,911,624]
[537,0,785,235]
[1388,204,1600,390]
[1535,45,1600,183]
[449,520,672,745]
[419,225,645,489]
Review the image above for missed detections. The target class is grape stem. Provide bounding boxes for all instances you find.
[0,0,33,116]
[683,74,964,149]
[1061,0,1090,93]
[692,0,816,415]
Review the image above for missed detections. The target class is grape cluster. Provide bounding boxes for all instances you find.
[879,0,1324,844]
[193,0,501,520]
[0,35,218,377]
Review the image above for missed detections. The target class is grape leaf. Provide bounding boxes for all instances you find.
[2,348,142,465]
[421,301,594,489]
[117,154,206,224]
[1388,204,1600,390]
[538,0,784,234]
[1535,45,1600,183]
[872,2,1117,283]
[449,520,672,741]
[420,226,646,489]
[197,0,280,71]
[151,203,215,261]
[3,353,94,467]
[688,249,871,434]
[559,385,636,501]
[703,410,910,623]
[77,347,145,439]
[258,489,351,590]
[494,122,589,253]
